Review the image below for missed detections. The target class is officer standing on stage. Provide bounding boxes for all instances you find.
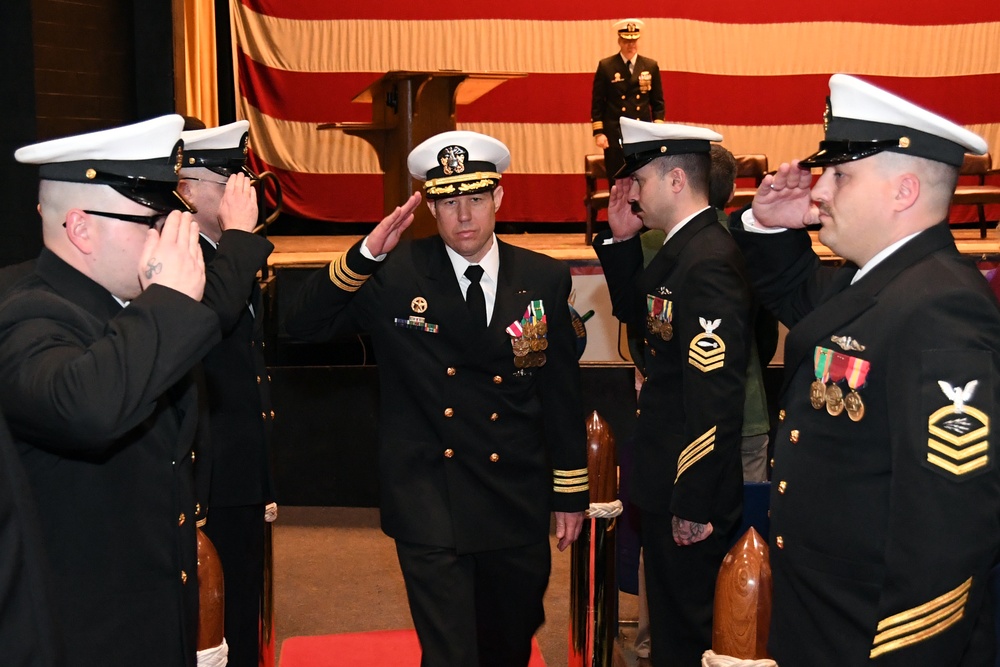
[591,18,666,185]
[177,120,276,667]
[595,118,751,665]
[284,130,589,667]
[732,74,1000,665]
[0,116,222,666]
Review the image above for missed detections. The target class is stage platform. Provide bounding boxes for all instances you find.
[267,229,1000,268]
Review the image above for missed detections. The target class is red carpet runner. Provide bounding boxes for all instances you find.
[278,629,547,666]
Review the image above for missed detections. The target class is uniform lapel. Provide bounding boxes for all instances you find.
[493,241,535,344]
[638,208,717,293]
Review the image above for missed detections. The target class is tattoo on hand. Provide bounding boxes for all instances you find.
[144,258,163,280]
[672,516,705,542]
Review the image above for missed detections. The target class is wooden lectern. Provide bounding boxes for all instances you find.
[319,70,525,238]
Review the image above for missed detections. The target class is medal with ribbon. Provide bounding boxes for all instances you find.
[646,295,673,340]
[508,300,548,371]
[811,347,832,409]
[843,356,871,422]
[826,352,849,416]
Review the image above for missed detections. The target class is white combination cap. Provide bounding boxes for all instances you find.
[799,74,987,168]
[407,130,510,200]
[614,19,644,40]
[14,114,190,212]
[180,120,254,177]
[617,117,723,177]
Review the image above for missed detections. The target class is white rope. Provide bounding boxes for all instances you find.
[196,639,229,667]
[585,499,623,519]
[701,650,776,667]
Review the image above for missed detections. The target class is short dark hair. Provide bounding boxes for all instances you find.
[654,152,711,199]
[708,145,738,209]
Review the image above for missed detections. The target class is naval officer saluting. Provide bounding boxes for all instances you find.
[284,130,589,667]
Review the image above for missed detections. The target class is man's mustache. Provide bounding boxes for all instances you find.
[630,201,642,215]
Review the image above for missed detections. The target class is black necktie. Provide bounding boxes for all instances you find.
[628,60,633,75]
[464,264,487,328]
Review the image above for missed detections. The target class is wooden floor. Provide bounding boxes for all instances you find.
[268,228,1000,268]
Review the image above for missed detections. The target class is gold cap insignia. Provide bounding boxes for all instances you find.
[438,146,467,176]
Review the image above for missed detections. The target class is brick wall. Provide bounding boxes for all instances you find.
[31,0,136,140]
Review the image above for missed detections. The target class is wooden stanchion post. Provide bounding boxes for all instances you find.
[712,527,772,659]
[568,411,619,667]
[196,527,225,651]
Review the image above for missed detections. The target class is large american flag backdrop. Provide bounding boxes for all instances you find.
[232,1,1000,224]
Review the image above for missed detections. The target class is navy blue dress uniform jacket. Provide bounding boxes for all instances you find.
[594,208,749,524]
[0,409,61,667]
[591,53,665,179]
[284,236,590,553]
[199,231,275,509]
[0,249,223,667]
[732,220,1000,666]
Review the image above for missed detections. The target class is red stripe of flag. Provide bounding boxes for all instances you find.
[240,51,1000,127]
[240,0,1000,25]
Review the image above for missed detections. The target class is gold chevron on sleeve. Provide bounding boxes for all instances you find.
[675,426,716,482]
[926,404,990,476]
[328,253,370,292]
[553,467,589,494]
[688,335,726,372]
[869,577,972,659]
[592,121,604,132]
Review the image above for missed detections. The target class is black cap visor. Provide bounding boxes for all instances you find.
[798,139,901,169]
[110,182,194,213]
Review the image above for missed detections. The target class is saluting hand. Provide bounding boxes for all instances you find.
[364,191,422,257]
[139,211,206,301]
[751,160,819,230]
[607,179,643,242]
[218,172,258,234]
[672,515,713,546]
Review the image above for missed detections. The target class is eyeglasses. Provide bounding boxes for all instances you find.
[180,176,229,186]
[83,210,168,229]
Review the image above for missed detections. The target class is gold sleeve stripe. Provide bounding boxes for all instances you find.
[329,253,369,292]
[554,483,590,494]
[675,426,716,482]
[869,577,972,659]
[554,468,589,477]
[592,121,604,131]
[196,517,208,528]
[554,475,589,488]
